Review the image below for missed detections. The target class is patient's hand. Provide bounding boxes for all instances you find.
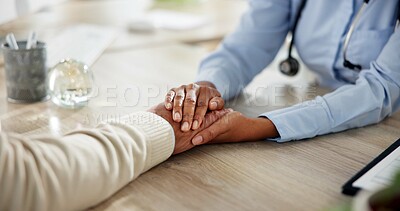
[148,103,232,154]
[164,81,224,132]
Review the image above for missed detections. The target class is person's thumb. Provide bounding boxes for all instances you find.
[192,108,233,145]
[192,121,226,145]
[192,110,232,146]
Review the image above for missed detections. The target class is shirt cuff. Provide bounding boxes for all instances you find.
[195,68,227,96]
[111,112,175,172]
[260,96,332,142]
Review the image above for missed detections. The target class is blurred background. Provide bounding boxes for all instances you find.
[0,0,248,51]
[0,0,252,73]
[0,0,316,127]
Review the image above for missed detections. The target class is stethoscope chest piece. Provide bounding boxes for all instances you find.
[279,57,300,76]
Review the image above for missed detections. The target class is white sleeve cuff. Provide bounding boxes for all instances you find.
[109,112,175,172]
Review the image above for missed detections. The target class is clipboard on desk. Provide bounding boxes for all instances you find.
[342,138,400,196]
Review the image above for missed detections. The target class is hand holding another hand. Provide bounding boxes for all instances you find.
[164,82,224,132]
[161,81,279,149]
[191,111,279,146]
[148,103,232,154]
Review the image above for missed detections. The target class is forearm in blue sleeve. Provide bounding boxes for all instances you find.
[195,0,291,100]
[261,29,400,142]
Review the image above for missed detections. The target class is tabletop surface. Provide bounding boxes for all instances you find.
[1,1,400,211]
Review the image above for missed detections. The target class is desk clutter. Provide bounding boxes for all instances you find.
[48,59,94,108]
[2,33,48,103]
[1,29,99,108]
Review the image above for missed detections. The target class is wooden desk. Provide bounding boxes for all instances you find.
[1,1,400,211]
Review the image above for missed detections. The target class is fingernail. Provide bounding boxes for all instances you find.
[192,120,199,129]
[210,102,217,108]
[174,112,181,121]
[192,136,203,145]
[166,103,172,109]
[181,122,189,131]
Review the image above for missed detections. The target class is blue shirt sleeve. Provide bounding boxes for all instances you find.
[195,0,291,99]
[262,29,400,142]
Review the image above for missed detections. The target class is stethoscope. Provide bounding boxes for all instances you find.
[279,0,400,77]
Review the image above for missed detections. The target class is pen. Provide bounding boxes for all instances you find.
[6,33,19,50]
[26,31,37,49]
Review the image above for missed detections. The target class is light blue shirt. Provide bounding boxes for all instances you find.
[195,0,400,142]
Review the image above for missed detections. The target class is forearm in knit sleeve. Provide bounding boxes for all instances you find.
[0,112,174,211]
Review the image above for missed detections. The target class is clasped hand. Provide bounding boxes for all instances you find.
[148,103,232,154]
[161,82,279,153]
[164,82,224,131]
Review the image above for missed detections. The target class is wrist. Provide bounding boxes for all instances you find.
[249,117,279,140]
[195,81,216,89]
[111,112,175,171]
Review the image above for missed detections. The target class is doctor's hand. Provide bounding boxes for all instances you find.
[164,81,224,132]
[191,111,279,146]
[148,103,232,154]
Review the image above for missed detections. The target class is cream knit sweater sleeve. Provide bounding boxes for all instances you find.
[0,112,175,211]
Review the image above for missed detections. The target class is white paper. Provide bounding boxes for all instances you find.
[46,24,118,67]
[146,10,208,31]
[353,146,400,191]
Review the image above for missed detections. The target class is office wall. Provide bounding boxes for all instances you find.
[25,0,67,14]
[0,0,67,25]
[0,0,18,25]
